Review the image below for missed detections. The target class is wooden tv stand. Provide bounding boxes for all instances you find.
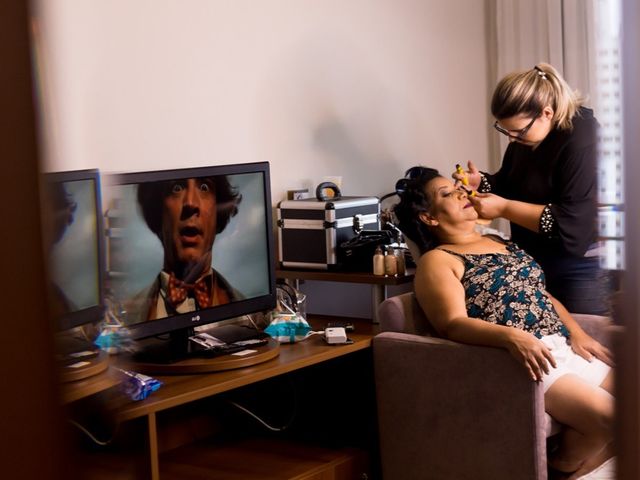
[69,315,379,480]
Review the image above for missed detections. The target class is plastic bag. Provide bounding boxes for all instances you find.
[264,312,314,343]
[117,368,163,401]
[264,283,315,343]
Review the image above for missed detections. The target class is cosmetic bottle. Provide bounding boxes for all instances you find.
[384,246,397,277]
[373,246,385,276]
[395,248,406,276]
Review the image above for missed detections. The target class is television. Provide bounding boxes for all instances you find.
[41,169,106,337]
[106,161,276,362]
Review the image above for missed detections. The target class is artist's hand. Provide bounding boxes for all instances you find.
[467,192,508,219]
[569,330,615,367]
[506,329,557,382]
[452,160,481,190]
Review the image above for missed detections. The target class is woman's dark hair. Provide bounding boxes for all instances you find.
[46,182,77,245]
[137,175,242,242]
[393,166,443,254]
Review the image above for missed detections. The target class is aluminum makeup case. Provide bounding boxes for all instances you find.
[277,196,380,270]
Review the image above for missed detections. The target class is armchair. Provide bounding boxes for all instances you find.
[373,292,614,480]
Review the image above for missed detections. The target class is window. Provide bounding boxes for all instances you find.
[594,0,624,270]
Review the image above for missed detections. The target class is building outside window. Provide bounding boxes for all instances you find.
[594,0,624,270]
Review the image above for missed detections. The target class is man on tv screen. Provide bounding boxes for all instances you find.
[127,175,243,322]
[42,181,79,319]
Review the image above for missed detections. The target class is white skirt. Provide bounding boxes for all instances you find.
[540,334,611,393]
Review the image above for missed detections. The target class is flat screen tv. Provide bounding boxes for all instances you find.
[41,169,106,334]
[106,162,276,361]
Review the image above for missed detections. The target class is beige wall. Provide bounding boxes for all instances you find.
[37,0,491,203]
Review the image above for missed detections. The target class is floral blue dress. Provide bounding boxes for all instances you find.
[439,242,569,339]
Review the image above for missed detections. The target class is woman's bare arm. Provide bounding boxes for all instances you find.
[468,193,545,232]
[549,295,614,366]
[414,250,556,381]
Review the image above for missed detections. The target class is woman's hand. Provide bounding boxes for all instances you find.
[468,192,508,219]
[570,330,615,366]
[452,160,481,190]
[505,329,557,381]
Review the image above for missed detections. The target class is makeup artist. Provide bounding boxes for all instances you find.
[452,63,607,315]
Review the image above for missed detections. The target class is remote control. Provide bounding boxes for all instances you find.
[326,321,355,332]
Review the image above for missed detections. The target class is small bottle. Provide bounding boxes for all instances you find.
[395,248,406,276]
[384,246,397,277]
[373,246,385,276]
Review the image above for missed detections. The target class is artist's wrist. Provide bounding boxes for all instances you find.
[499,198,512,218]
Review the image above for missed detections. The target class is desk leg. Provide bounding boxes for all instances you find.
[147,413,160,480]
[371,284,387,324]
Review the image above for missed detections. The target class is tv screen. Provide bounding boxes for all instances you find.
[41,169,105,332]
[106,162,276,342]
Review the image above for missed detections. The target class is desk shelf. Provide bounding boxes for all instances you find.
[276,268,415,323]
[74,436,368,480]
[160,437,367,480]
[276,267,414,286]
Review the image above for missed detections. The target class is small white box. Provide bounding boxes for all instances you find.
[325,327,347,344]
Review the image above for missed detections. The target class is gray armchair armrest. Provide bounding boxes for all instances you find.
[373,331,547,480]
[572,313,617,349]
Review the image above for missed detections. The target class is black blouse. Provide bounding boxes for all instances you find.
[483,107,599,263]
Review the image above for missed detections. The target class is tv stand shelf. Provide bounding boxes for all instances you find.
[160,437,367,480]
[73,315,378,480]
[276,267,415,323]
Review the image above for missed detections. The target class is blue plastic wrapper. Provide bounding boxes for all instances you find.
[117,368,162,401]
[94,325,129,353]
[265,313,314,343]
[94,298,136,354]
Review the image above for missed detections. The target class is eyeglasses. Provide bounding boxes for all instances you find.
[493,114,539,140]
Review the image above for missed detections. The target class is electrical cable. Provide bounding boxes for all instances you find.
[68,418,119,446]
[243,314,260,331]
[227,376,298,432]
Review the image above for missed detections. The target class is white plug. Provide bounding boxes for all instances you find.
[324,327,347,344]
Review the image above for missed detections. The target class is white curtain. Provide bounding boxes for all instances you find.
[486,0,599,237]
[488,0,598,168]
[489,0,624,269]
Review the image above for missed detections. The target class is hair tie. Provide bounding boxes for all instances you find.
[533,65,547,79]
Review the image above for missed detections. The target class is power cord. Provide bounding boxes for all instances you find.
[226,376,298,432]
[243,314,260,331]
[68,418,119,446]
[227,400,296,432]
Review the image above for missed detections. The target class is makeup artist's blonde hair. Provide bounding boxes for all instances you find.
[491,63,586,131]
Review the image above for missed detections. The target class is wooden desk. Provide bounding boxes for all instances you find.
[60,366,121,404]
[276,268,415,323]
[117,317,376,422]
[72,316,378,480]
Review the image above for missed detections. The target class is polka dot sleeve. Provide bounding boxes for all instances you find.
[539,204,557,236]
[478,173,492,193]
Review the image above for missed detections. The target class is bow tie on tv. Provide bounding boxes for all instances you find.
[167,274,211,308]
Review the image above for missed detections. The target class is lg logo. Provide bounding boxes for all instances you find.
[192,315,201,322]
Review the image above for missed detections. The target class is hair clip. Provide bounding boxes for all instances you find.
[533,65,547,79]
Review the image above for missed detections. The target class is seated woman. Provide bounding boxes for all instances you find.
[394,166,614,480]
